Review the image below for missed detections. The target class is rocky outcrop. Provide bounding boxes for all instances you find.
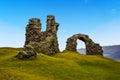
[16,15,60,59]
[17,45,37,59]
[65,34,103,56]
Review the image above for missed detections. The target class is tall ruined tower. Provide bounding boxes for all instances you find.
[25,18,41,45]
[17,15,60,59]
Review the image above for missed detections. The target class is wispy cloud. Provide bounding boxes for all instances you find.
[112,9,117,14]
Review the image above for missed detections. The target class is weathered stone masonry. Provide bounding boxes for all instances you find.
[17,15,60,59]
[65,34,103,55]
[16,15,103,59]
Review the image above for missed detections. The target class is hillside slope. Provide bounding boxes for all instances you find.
[0,47,120,80]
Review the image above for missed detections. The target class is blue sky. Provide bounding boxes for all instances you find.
[0,0,120,50]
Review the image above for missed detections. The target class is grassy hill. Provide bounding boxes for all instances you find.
[0,47,120,80]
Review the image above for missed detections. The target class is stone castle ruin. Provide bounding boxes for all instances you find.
[16,15,103,59]
[66,34,103,55]
[17,15,59,59]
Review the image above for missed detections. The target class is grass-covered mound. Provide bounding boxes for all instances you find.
[0,47,120,80]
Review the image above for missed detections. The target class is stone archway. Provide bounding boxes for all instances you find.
[65,34,103,56]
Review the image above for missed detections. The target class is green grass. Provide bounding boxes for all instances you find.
[0,48,120,80]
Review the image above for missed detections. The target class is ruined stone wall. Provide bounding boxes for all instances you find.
[17,15,60,59]
[65,34,103,56]
[16,15,103,59]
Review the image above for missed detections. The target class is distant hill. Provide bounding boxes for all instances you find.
[78,45,120,61]
[0,47,120,80]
